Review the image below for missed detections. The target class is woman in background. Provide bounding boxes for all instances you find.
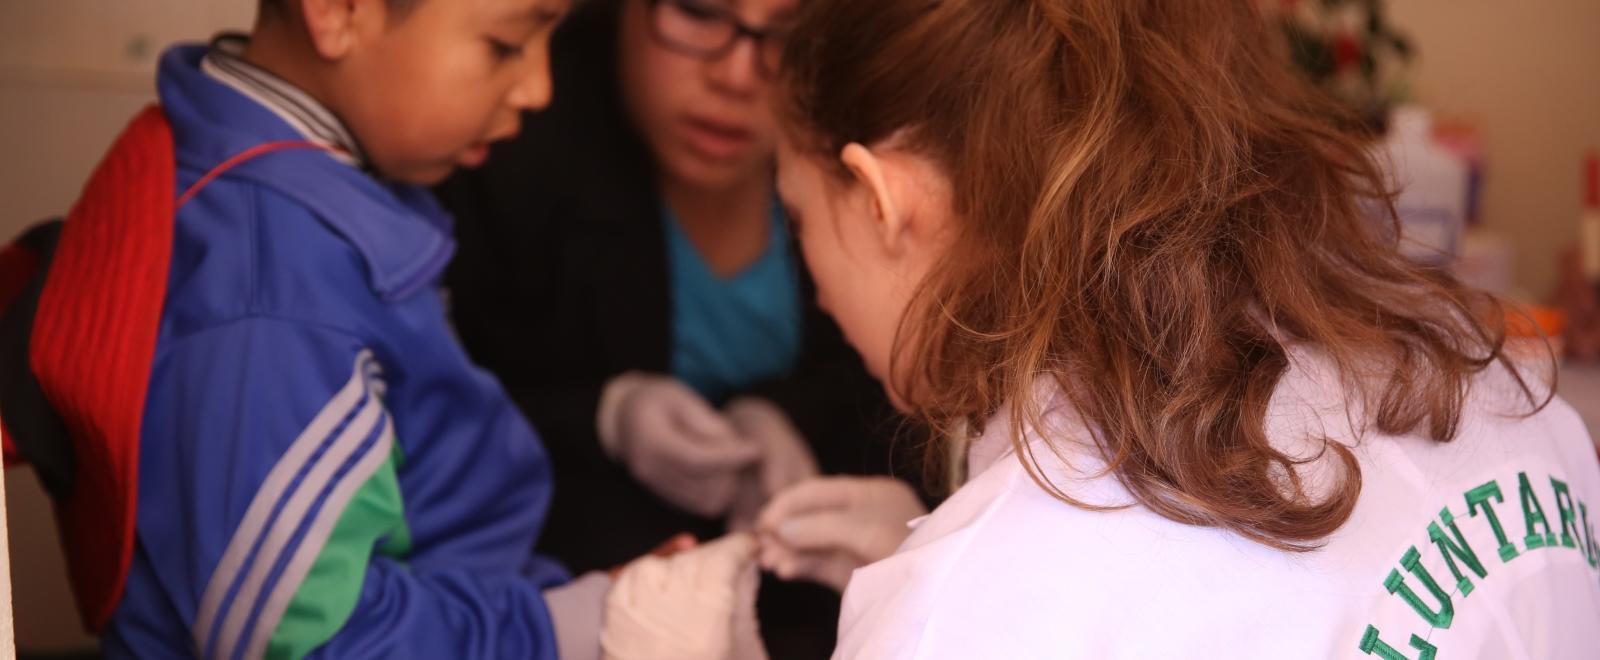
[437,0,918,655]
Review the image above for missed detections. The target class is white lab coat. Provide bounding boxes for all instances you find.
[835,350,1600,659]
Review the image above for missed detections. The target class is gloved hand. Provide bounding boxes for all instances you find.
[597,373,763,517]
[723,398,820,531]
[601,533,768,660]
[755,476,928,592]
[540,535,698,660]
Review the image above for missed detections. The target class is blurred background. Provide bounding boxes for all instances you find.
[0,0,1596,655]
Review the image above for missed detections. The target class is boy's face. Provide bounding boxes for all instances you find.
[330,0,569,185]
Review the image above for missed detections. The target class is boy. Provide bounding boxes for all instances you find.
[24,0,700,657]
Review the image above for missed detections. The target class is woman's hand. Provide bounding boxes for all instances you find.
[755,476,927,592]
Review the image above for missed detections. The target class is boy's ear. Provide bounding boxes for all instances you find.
[298,0,388,60]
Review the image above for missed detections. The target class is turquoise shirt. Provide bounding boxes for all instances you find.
[663,202,802,404]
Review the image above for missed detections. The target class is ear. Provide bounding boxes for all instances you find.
[298,0,387,60]
[839,142,908,255]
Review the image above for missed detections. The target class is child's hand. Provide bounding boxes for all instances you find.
[601,533,767,660]
[609,533,698,580]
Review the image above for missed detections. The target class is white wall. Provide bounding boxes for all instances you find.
[0,0,254,237]
[1389,0,1600,296]
[0,0,254,83]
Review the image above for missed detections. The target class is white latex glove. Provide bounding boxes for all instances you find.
[601,533,768,660]
[597,373,763,517]
[723,398,821,531]
[755,476,928,592]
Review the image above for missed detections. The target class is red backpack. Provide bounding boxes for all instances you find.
[0,106,325,631]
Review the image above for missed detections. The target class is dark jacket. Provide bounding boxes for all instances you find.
[437,3,911,656]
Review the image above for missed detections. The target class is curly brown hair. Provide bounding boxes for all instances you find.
[776,0,1551,551]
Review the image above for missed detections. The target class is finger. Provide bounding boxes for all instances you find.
[667,433,764,474]
[762,452,820,498]
[670,393,741,440]
[757,543,786,572]
[637,426,762,481]
[651,533,698,557]
[774,552,856,591]
[757,530,805,571]
[726,483,765,532]
[689,532,758,585]
[814,556,858,592]
[657,473,742,518]
[772,510,869,554]
[632,390,758,468]
[756,478,858,532]
[704,531,757,559]
[612,553,667,598]
[723,397,788,434]
[661,401,760,454]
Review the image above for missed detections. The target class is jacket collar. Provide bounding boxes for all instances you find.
[158,43,453,301]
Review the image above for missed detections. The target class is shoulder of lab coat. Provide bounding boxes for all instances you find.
[834,390,1140,660]
[833,350,1600,660]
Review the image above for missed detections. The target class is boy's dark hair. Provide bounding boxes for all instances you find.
[260,0,419,16]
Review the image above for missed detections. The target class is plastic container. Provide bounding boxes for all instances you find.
[1581,149,1600,283]
[1374,106,1470,267]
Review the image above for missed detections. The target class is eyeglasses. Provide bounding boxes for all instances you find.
[647,0,789,78]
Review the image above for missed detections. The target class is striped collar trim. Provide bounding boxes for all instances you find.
[200,33,365,168]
